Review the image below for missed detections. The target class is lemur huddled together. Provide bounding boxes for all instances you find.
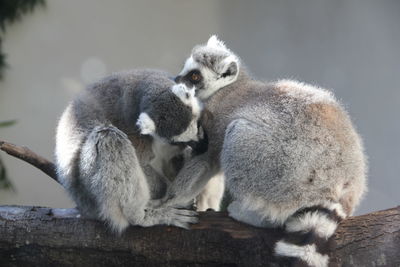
[56,36,366,267]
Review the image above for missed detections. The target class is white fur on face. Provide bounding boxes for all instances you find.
[171,119,199,143]
[169,84,202,143]
[171,83,203,117]
[178,36,240,100]
[275,241,329,267]
[171,83,195,106]
[179,56,199,76]
[195,57,239,100]
[196,67,219,100]
[191,37,240,100]
[136,112,155,135]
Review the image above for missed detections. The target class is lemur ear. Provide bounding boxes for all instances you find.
[219,55,239,80]
[207,35,227,50]
[136,112,155,135]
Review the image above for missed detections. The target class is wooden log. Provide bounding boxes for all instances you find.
[0,205,399,267]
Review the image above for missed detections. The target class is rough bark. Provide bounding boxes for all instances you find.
[0,205,399,267]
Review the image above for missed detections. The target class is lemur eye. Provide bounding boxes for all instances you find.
[189,70,202,84]
[191,73,200,81]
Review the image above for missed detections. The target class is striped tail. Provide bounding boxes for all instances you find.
[274,203,346,267]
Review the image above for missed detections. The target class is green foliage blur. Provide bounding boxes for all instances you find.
[0,0,45,79]
[0,120,16,190]
[0,0,45,189]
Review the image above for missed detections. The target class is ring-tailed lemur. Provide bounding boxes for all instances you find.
[55,69,205,233]
[153,37,367,266]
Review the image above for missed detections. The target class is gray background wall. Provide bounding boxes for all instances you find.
[0,0,399,215]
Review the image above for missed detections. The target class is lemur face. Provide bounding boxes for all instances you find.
[136,83,203,143]
[175,35,240,100]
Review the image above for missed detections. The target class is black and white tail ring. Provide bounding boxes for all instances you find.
[275,203,346,267]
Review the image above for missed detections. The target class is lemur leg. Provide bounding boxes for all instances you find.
[149,152,216,209]
[196,172,225,211]
[80,126,197,233]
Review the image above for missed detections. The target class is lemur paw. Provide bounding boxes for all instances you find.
[165,207,199,229]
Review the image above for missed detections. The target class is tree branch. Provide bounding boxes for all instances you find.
[0,205,399,266]
[0,140,57,182]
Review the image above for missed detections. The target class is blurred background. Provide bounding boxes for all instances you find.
[0,0,399,215]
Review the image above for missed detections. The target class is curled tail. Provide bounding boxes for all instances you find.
[275,203,346,267]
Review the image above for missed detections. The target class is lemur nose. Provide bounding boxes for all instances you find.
[174,75,182,83]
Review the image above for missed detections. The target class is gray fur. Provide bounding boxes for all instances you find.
[55,69,201,233]
[156,37,367,267]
